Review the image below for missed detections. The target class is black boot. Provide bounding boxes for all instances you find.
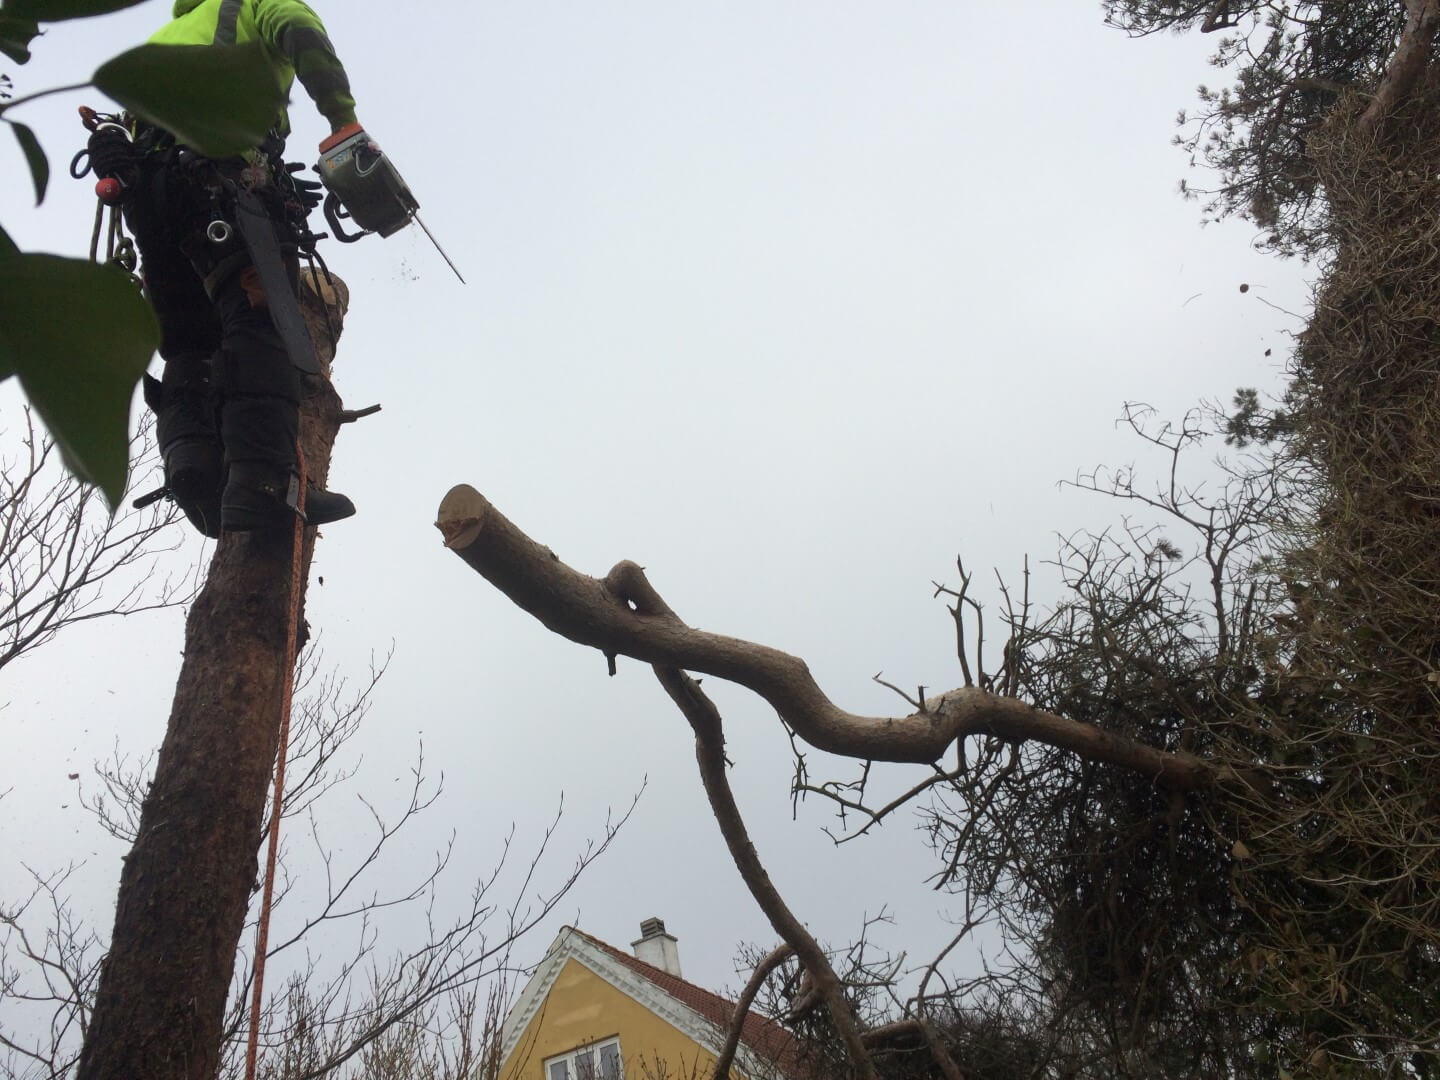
[143,365,223,539]
[218,394,355,533]
[221,461,356,532]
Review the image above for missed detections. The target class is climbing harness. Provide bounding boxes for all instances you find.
[244,447,308,1080]
[71,108,141,281]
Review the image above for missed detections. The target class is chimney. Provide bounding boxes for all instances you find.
[631,917,682,977]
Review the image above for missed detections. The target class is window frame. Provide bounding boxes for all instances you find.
[542,1036,622,1080]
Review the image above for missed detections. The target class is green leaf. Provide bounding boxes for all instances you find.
[8,119,47,203]
[2,0,147,22]
[0,227,15,379]
[93,43,286,158]
[0,13,39,63]
[0,253,159,509]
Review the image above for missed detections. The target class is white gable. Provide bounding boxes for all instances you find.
[497,927,784,1080]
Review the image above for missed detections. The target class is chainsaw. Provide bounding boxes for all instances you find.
[316,124,465,283]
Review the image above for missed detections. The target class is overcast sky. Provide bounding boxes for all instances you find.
[1,0,1311,1037]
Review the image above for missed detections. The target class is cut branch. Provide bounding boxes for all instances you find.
[436,484,1213,789]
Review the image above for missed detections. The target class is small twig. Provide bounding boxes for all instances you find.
[0,82,93,114]
[872,672,925,712]
[799,764,963,844]
[337,404,382,424]
[935,559,976,688]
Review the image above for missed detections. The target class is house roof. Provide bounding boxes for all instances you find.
[500,925,801,1079]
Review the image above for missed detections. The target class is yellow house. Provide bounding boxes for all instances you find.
[496,919,797,1080]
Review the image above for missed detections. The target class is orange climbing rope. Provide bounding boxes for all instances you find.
[244,448,308,1080]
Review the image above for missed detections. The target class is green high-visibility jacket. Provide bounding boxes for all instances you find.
[149,0,358,137]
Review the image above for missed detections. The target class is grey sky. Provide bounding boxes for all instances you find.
[1,0,1309,1025]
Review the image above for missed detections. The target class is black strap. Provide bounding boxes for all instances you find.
[132,485,171,509]
[232,187,321,374]
[213,0,243,45]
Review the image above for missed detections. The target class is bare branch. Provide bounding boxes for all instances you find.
[1200,1,1237,34]
[436,485,1212,788]
[710,944,792,1080]
[0,410,195,677]
[652,666,877,1080]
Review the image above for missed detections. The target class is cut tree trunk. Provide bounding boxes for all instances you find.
[76,272,351,1080]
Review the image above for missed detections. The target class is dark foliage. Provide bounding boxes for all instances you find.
[1103,1,1406,256]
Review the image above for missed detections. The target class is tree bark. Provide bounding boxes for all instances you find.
[76,273,351,1080]
[435,484,1213,789]
[1358,0,1440,134]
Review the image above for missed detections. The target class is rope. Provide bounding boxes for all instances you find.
[89,199,104,263]
[108,207,121,262]
[244,447,309,1080]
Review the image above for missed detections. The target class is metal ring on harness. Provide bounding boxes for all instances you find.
[207,220,234,244]
[111,237,138,274]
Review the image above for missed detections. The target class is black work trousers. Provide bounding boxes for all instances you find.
[124,148,303,472]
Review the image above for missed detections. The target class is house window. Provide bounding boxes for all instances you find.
[544,1037,622,1080]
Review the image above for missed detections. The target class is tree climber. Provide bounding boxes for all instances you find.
[87,0,360,535]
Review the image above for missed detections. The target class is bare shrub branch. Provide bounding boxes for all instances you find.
[0,410,197,676]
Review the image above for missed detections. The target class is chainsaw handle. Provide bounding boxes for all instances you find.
[323,192,369,243]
